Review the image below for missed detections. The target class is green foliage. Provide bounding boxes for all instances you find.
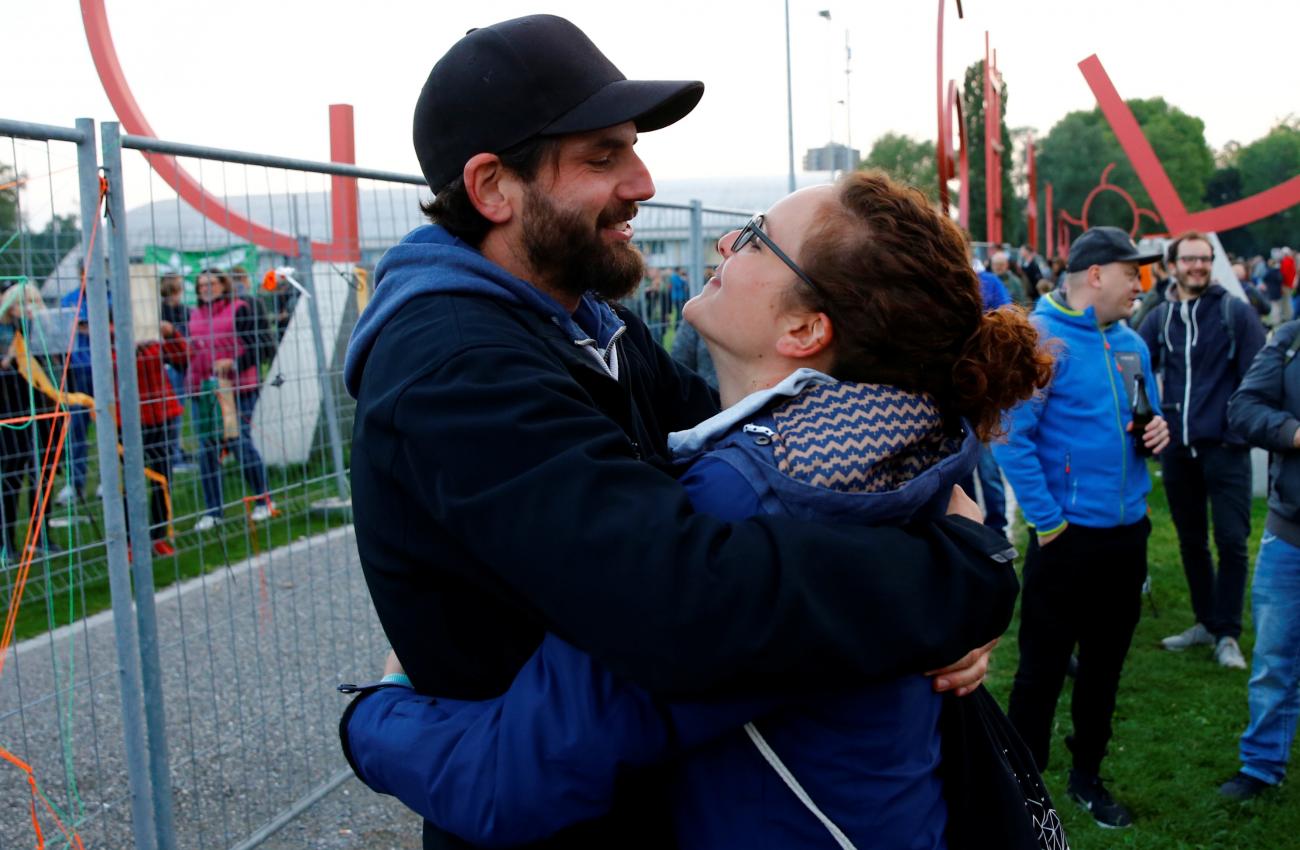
[1235,121,1300,251]
[993,476,1300,848]
[0,164,17,232]
[1037,98,1214,244]
[962,60,1023,246]
[861,133,937,200]
[0,213,79,285]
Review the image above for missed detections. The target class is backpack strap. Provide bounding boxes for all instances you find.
[1285,326,1300,364]
[1222,294,1238,362]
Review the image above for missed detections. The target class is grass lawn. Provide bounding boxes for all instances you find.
[988,464,1299,849]
[2,427,352,643]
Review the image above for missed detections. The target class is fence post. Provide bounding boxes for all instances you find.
[103,121,179,850]
[689,200,705,298]
[86,121,159,850]
[296,236,350,503]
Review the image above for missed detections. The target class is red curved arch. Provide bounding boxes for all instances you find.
[935,0,969,227]
[80,0,358,261]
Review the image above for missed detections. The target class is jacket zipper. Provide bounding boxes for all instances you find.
[1180,299,1195,451]
[1100,329,1127,524]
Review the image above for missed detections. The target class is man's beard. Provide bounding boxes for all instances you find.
[1178,271,1210,296]
[521,185,644,302]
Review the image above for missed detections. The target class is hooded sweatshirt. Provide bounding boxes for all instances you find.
[344,224,625,398]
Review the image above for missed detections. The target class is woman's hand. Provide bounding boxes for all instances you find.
[927,638,999,697]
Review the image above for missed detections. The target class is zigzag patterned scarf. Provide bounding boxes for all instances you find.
[769,382,961,493]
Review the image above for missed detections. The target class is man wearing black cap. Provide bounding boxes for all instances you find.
[995,226,1171,828]
[1138,231,1266,671]
[342,16,1015,847]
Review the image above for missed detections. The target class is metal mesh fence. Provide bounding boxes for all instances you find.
[0,116,751,850]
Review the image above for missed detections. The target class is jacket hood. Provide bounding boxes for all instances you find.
[672,370,977,526]
[344,224,624,397]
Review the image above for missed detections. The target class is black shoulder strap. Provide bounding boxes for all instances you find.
[1222,294,1237,362]
[1151,301,1169,373]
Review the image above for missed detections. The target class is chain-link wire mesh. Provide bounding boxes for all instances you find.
[0,116,752,850]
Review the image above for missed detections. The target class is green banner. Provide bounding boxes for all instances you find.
[142,243,260,305]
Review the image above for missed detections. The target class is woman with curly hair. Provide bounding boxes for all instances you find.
[342,171,1057,849]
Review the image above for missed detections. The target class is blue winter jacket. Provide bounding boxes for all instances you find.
[343,369,984,849]
[994,292,1162,534]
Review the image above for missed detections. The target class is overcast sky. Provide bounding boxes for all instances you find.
[6,0,1296,216]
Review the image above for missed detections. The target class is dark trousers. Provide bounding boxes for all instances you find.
[1008,517,1150,776]
[1161,443,1252,639]
[141,421,174,541]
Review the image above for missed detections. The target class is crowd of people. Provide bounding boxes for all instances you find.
[0,262,292,564]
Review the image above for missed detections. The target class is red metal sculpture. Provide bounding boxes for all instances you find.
[983,35,1003,244]
[1056,162,1162,251]
[1079,54,1300,235]
[935,0,970,226]
[80,0,360,261]
[1026,136,1038,252]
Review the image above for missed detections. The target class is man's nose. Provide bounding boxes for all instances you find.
[619,152,655,202]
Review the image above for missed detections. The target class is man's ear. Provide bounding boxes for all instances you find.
[776,311,834,360]
[463,153,515,225]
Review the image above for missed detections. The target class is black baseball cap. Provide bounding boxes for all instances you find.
[1066,226,1163,273]
[413,15,704,192]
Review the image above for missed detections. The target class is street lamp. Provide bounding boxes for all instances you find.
[784,0,796,193]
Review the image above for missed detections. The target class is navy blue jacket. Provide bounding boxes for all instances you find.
[344,372,986,848]
[1228,320,1300,544]
[1137,284,1265,448]
[345,225,1020,849]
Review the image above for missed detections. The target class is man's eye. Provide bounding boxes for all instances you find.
[589,158,611,167]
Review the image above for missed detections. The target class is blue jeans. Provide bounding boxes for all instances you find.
[959,444,1007,535]
[1239,531,1300,785]
[194,391,268,518]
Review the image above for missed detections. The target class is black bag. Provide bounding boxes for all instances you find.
[941,686,1070,850]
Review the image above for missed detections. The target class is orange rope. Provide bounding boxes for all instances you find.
[0,175,105,850]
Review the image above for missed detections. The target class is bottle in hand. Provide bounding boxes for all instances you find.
[1131,372,1154,457]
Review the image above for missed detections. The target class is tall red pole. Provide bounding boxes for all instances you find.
[1045,181,1054,258]
[328,104,360,262]
[1026,137,1038,253]
[936,0,948,216]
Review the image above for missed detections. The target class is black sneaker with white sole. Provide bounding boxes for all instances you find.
[1067,769,1132,828]
[1219,771,1271,801]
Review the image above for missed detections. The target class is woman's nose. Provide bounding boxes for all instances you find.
[717,230,739,257]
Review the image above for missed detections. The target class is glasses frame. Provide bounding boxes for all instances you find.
[730,214,828,302]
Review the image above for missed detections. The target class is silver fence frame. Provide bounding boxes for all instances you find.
[2,115,753,850]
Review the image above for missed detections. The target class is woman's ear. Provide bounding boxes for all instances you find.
[463,153,515,225]
[776,311,833,360]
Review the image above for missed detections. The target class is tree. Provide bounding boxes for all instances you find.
[1236,120,1300,251]
[1037,98,1214,242]
[861,133,937,199]
[962,60,1023,246]
[0,164,17,233]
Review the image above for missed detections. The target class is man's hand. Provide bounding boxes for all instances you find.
[1139,414,1171,455]
[927,638,998,697]
[213,357,235,380]
[383,649,405,677]
[946,484,982,524]
[1037,524,1068,546]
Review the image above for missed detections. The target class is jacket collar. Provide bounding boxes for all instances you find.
[667,368,836,458]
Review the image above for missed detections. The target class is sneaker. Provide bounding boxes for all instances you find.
[194,514,220,532]
[1161,622,1214,652]
[54,484,76,507]
[1067,770,1132,828]
[1219,771,1271,801]
[1214,636,1248,670]
[249,502,274,522]
[152,540,176,557]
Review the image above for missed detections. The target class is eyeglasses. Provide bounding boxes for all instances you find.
[730,214,827,301]
[1177,255,1214,265]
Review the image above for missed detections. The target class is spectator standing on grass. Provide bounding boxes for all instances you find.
[54,287,93,507]
[186,268,274,530]
[1018,245,1042,300]
[1263,256,1289,327]
[965,262,1011,537]
[158,273,193,470]
[991,251,1027,307]
[1137,232,1266,670]
[1221,317,1300,801]
[995,226,1171,829]
[1130,251,1174,332]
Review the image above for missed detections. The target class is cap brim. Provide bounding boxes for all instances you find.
[541,79,704,136]
[1067,251,1164,273]
[1129,251,1164,266]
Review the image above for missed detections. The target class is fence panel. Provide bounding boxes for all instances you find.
[2,114,741,849]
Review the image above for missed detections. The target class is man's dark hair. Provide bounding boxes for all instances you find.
[420,136,560,247]
[1167,230,1213,264]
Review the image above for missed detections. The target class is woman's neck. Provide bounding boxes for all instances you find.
[711,347,831,409]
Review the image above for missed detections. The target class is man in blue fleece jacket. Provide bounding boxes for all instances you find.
[995,226,1170,829]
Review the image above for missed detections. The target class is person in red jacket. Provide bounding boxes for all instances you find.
[116,337,185,557]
